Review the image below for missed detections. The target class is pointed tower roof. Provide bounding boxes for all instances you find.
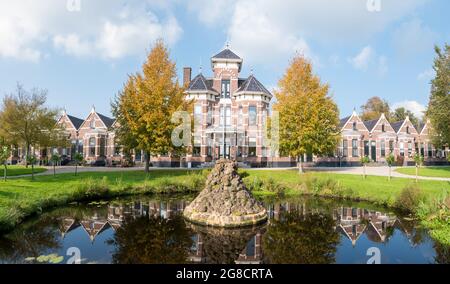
[186,73,218,94]
[212,48,242,60]
[234,75,272,97]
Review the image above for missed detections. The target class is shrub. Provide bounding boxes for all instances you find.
[394,185,424,214]
[74,176,110,200]
[262,178,285,196]
[247,176,264,192]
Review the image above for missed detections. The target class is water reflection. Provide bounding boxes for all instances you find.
[0,196,448,264]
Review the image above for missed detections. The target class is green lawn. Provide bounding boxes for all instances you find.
[1,165,47,177]
[395,166,450,178]
[0,168,449,244]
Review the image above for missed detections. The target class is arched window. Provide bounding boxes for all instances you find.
[406,126,410,134]
[89,137,96,156]
[381,124,385,132]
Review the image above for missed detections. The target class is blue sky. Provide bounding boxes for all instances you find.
[0,0,448,119]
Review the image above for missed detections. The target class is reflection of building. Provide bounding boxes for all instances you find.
[236,232,263,264]
[58,200,188,242]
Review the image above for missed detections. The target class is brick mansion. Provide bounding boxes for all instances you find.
[8,47,449,167]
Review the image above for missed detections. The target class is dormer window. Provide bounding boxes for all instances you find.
[352,122,357,131]
[221,80,230,98]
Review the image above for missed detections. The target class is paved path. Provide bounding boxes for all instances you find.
[309,166,450,182]
[11,165,450,182]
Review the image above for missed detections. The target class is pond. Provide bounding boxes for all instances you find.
[0,195,448,264]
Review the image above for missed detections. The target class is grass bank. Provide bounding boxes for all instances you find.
[395,166,450,178]
[0,168,449,245]
[2,165,47,177]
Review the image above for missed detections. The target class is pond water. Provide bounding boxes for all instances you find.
[0,195,448,264]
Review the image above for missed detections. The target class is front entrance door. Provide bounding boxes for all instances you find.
[371,141,376,162]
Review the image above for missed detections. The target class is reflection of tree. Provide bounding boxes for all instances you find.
[190,224,264,264]
[0,215,61,264]
[108,215,194,264]
[263,211,339,264]
[434,243,450,264]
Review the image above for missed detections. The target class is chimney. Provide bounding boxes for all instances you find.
[183,67,192,86]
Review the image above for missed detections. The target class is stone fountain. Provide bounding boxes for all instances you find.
[183,159,267,227]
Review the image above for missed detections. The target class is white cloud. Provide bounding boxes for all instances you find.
[0,0,182,62]
[392,100,426,118]
[348,46,388,74]
[417,68,435,81]
[53,34,91,57]
[349,46,374,70]
[392,18,438,57]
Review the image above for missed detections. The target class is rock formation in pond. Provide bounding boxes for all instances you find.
[183,159,267,227]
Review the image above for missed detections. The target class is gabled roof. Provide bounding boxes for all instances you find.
[186,74,218,93]
[234,75,272,96]
[339,116,351,129]
[67,114,84,130]
[212,48,242,60]
[363,119,379,132]
[391,120,405,133]
[96,113,115,128]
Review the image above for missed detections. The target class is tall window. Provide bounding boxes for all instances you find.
[352,122,357,131]
[207,105,212,125]
[238,106,243,126]
[408,142,412,156]
[406,126,410,134]
[220,106,231,126]
[364,141,369,157]
[249,106,257,126]
[352,139,358,157]
[194,105,202,126]
[428,143,433,157]
[389,140,394,154]
[400,142,405,156]
[381,124,385,132]
[90,120,95,129]
[221,80,230,98]
[380,140,385,157]
[89,137,96,156]
[249,137,256,157]
[342,140,348,157]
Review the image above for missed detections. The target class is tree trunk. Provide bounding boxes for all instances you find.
[415,165,418,183]
[298,156,303,174]
[25,143,30,168]
[31,164,34,180]
[75,164,78,176]
[144,151,150,173]
[388,166,391,181]
[53,164,56,176]
[363,165,366,179]
[3,164,6,181]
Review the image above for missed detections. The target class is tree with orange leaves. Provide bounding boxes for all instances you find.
[273,55,340,173]
[113,40,192,172]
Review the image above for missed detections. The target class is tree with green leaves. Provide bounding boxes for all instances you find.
[73,152,83,176]
[360,156,370,179]
[274,55,340,173]
[391,107,420,128]
[360,96,391,121]
[50,154,60,176]
[0,84,66,167]
[386,154,395,181]
[112,40,192,172]
[426,44,450,149]
[413,153,424,183]
[0,146,9,181]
